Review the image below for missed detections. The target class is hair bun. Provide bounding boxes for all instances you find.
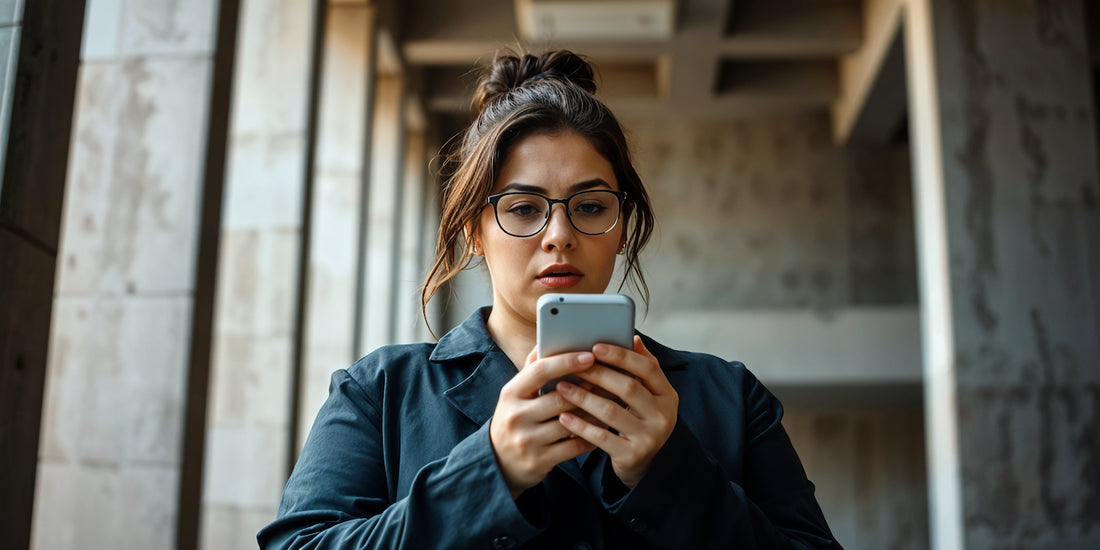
[473,50,597,114]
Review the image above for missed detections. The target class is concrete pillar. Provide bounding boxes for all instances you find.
[0,0,85,548]
[199,0,317,547]
[32,0,229,547]
[298,2,374,448]
[394,122,427,344]
[419,134,444,341]
[906,0,1100,547]
[358,72,406,356]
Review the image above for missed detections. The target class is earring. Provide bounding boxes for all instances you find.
[617,243,626,255]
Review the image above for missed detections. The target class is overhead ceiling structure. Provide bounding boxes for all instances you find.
[397,0,907,143]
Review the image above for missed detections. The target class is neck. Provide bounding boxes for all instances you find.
[486,307,536,371]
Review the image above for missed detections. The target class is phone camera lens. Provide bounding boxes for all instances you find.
[558,297,565,302]
[550,308,558,315]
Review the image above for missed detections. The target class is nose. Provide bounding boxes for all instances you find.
[541,203,577,250]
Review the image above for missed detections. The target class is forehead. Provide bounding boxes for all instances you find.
[494,131,618,194]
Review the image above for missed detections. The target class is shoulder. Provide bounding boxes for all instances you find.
[338,342,445,395]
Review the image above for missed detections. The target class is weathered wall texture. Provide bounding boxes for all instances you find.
[932,0,1100,547]
[32,1,219,548]
[199,0,315,547]
[623,113,916,314]
[785,406,929,550]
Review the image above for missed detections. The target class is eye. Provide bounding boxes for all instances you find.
[506,202,543,217]
[573,201,609,216]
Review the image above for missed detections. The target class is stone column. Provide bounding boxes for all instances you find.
[199,0,317,547]
[358,72,406,356]
[298,1,375,447]
[32,0,227,548]
[395,121,427,344]
[906,0,1100,547]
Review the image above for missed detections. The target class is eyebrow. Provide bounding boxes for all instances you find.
[499,178,613,195]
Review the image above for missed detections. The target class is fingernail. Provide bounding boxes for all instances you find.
[577,352,593,364]
[559,412,575,424]
[557,381,574,394]
[592,344,609,355]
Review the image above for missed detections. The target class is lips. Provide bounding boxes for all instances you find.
[537,264,584,289]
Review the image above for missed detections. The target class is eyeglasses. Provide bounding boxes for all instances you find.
[486,190,628,238]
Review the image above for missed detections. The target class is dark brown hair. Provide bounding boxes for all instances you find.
[420,50,655,333]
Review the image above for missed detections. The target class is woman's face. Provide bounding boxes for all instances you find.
[475,130,626,330]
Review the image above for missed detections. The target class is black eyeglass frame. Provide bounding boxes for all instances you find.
[486,190,629,238]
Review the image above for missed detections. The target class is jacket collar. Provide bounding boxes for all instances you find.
[435,306,689,426]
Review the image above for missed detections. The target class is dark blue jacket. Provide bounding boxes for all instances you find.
[258,308,842,549]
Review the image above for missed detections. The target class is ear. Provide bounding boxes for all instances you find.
[464,223,484,256]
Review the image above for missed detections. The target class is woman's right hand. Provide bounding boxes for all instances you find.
[490,348,598,498]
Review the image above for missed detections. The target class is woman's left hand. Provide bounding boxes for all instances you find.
[555,335,679,489]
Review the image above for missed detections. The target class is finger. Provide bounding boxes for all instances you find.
[592,338,670,395]
[573,366,651,417]
[557,380,641,434]
[507,351,595,397]
[520,389,582,422]
[558,411,628,456]
[540,436,598,465]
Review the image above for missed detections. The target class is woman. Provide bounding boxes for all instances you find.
[259,50,842,549]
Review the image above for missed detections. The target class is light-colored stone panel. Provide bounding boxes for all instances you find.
[118,0,217,58]
[209,332,293,429]
[31,461,79,549]
[202,426,289,508]
[395,131,427,344]
[79,0,122,61]
[223,134,306,230]
[39,298,96,462]
[117,296,192,464]
[58,58,211,295]
[213,229,260,335]
[32,462,178,550]
[56,62,121,295]
[231,0,315,137]
[39,296,191,464]
[360,75,405,354]
[314,4,371,173]
[305,170,362,344]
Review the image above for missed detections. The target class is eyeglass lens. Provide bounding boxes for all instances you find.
[494,190,621,237]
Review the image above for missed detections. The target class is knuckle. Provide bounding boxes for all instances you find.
[622,378,643,399]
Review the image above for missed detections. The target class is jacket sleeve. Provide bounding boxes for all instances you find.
[595,367,843,550]
[257,369,544,549]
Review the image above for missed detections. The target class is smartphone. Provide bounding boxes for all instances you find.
[536,293,635,395]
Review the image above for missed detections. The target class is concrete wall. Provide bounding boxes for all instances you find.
[926,0,1100,547]
[199,0,316,547]
[33,0,221,548]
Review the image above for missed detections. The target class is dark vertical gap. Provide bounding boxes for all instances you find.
[351,15,379,363]
[175,0,241,547]
[386,91,408,344]
[287,0,329,479]
[0,1,86,547]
